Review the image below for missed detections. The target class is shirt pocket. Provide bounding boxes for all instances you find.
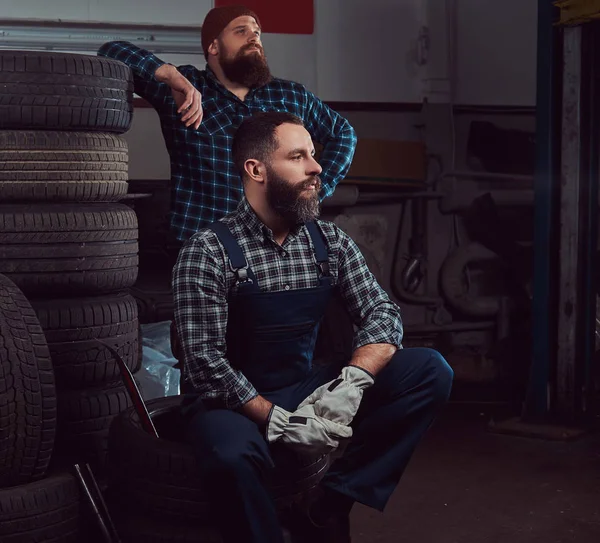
[200,99,236,135]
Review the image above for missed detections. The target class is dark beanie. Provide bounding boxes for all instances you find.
[201,5,261,57]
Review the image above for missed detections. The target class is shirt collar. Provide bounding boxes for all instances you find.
[236,197,304,244]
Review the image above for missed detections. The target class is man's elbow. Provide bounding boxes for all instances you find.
[97,41,129,58]
[342,121,358,161]
[341,117,357,147]
[97,42,114,58]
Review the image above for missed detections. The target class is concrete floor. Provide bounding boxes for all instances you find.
[350,406,600,543]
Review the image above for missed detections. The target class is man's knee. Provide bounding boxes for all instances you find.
[390,347,454,403]
[421,348,454,403]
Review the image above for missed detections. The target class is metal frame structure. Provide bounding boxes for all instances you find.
[526,0,562,420]
[527,1,600,423]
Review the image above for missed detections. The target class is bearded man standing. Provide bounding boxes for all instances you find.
[98,5,356,246]
[172,111,453,543]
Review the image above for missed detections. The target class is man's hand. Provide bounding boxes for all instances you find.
[266,404,352,455]
[155,64,203,129]
[297,365,375,426]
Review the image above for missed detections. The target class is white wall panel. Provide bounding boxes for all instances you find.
[455,0,537,106]
[1,0,211,24]
[88,0,212,25]
[2,0,90,20]
[262,33,317,93]
[315,0,424,103]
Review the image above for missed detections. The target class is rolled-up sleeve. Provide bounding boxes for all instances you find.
[335,231,403,350]
[172,236,258,409]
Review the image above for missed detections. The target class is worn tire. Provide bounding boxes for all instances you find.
[0,51,133,133]
[0,131,128,202]
[32,294,140,389]
[0,274,57,488]
[55,383,131,472]
[109,396,330,523]
[0,203,138,297]
[0,472,80,542]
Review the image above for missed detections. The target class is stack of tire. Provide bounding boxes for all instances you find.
[0,273,81,541]
[0,50,139,477]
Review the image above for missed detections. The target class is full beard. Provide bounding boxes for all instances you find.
[220,43,272,88]
[266,167,322,225]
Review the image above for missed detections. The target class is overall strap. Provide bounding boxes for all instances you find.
[305,221,331,278]
[208,222,258,288]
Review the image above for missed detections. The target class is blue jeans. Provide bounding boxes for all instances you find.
[186,348,454,543]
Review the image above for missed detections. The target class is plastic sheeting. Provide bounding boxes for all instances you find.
[135,320,181,401]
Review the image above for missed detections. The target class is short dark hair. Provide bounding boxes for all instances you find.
[232,111,304,178]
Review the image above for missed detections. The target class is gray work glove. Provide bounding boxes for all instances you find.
[266,404,352,454]
[297,365,375,426]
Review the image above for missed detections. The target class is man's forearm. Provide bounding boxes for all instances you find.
[348,343,397,376]
[154,63,177,84]
[239,395,273,427]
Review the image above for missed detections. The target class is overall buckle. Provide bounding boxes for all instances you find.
[314,257,330,277]
[230,260,253,285]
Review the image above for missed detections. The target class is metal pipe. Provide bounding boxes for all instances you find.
[439,189,534,213]
[556,25,583,420]
[404,321,495,334]
[442,170,534,183]
[439,242,501,317]
[402,198,428,292]
[74,464,116,543]
[525,0,561,421]
[353,191,444,206]
[391,201,444,306]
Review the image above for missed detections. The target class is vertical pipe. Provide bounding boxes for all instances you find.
[580,23,600,416]
[556,25,582,420]
[524,0,560,420]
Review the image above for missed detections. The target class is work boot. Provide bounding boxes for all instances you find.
[286,485,353,543]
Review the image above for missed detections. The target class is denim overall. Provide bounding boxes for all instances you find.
[211,220,334,394]
[183,221,454,543]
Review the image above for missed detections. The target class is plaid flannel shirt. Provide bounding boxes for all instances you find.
[172,198,403,409]
[98,41,357,241]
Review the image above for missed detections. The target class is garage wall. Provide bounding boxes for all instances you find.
[2,0,539,179]
[2,0,211,24]
[1,0,317,92]
[2,0,538,105]
[455,0,538,106]
[314,0,425,103]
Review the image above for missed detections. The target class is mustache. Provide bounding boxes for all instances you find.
[300,176,321,191]
[241,42,264,54]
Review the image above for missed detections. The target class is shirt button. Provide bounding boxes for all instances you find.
[281,251,288,257]
[284,285,291,291]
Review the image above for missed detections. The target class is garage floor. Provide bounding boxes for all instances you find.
[350,405,600,543]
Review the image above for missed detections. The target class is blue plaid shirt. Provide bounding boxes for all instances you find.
[98,42,357,241]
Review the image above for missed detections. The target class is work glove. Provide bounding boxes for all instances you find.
[266,404,353,455]
[297,365,375,426]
